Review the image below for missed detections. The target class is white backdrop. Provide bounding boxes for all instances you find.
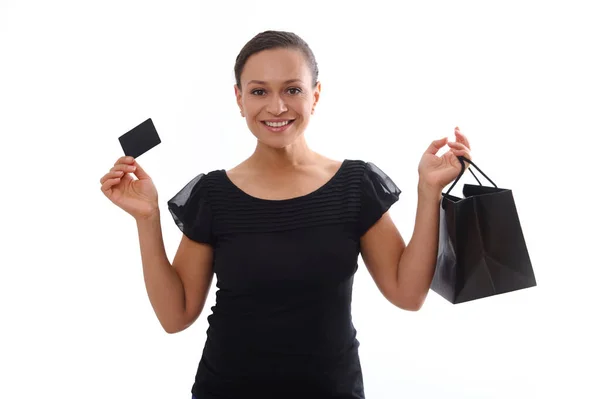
[1,1,598,398]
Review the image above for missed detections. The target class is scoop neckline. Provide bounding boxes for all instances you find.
[221,159,349,203]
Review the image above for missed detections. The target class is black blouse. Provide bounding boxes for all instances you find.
[167,159,401,399]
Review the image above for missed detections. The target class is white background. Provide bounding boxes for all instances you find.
[1,1,598,398]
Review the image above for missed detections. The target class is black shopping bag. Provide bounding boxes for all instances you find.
[430,157,536,304]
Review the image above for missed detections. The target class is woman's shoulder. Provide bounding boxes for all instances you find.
[168,168,226,200]
[313,156,372,179]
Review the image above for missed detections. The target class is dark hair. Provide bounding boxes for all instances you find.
[234,30,319,89]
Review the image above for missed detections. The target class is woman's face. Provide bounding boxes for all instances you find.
[235,48,320,149]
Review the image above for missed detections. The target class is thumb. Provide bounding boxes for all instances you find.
[424,137,448,155]
[132,160,151,180]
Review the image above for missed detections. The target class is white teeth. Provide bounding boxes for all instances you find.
[265,120,291,127]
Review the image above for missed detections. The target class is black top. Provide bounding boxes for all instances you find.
[167,159,401,399]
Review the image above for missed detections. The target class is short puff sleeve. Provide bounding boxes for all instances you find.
[358,162,401,236]
[167,173,214,245]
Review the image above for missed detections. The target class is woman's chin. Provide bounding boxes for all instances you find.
[252,128,306,149]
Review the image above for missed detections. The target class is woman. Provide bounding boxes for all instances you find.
[100,30,471,398]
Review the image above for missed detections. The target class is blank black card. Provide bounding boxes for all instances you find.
[118,118,161,158]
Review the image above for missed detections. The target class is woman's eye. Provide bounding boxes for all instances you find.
[251,88,301,96]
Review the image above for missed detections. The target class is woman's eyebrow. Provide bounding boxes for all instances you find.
[247,79,303,85]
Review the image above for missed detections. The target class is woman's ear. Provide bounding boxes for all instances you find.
[312,81,322,114]
[234,84,244,117]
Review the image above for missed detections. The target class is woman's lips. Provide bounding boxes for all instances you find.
[261,119,295,132]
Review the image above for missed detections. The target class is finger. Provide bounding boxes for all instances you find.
[450,149,472,162]
[100,177,121,194]
[114,156,135,166]
[447,141,470,152]
[100,170,124,185]
[425,137,449,155]
[110,163,137,173]
[451,149,470,157]
[454,127,471,149]
[132,160,150,180]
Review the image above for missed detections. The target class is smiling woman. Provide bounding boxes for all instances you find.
[234,37,320,149]
[100,30,473,399]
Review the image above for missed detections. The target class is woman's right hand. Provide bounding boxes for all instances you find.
[100,156,159,220]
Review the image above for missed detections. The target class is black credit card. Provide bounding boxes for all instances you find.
[118,118,161,158]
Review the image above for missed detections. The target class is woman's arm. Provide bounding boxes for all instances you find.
[135,211,214,333]
[360,182,441,311]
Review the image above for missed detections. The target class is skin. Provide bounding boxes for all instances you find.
[99,47,471,333]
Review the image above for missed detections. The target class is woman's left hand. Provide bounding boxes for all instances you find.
[418,126,472,192]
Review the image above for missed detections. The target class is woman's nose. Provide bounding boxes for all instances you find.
[266,94,288,115]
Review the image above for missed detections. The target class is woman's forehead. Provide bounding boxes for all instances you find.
[241,48,311,84]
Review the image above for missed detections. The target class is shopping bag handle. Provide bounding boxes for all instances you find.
[444,156,498,197]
